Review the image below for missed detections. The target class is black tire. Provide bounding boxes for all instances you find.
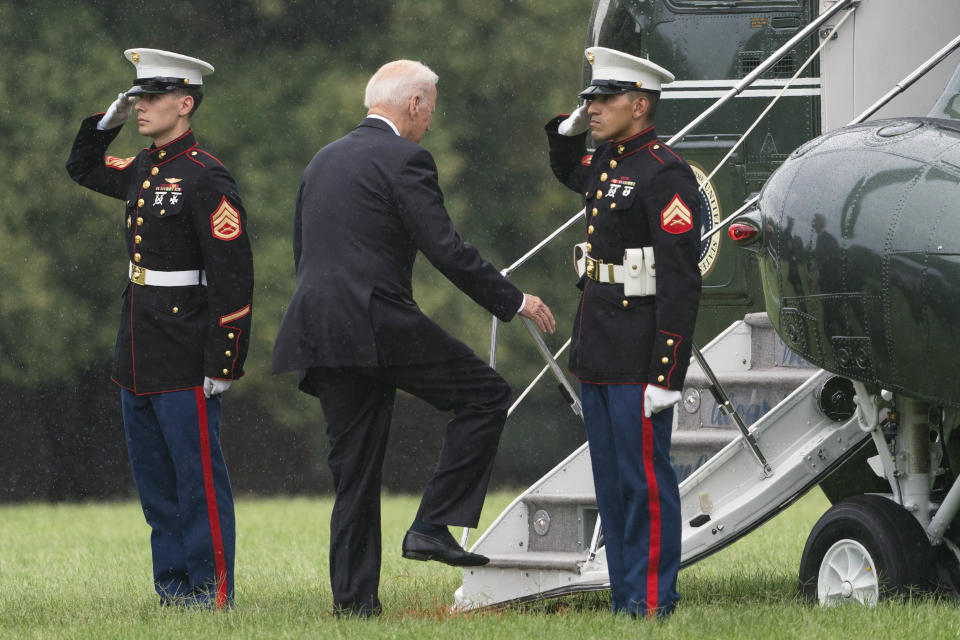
[799,494,935,604]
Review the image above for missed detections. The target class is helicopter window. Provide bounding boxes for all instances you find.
[665,0,801,11]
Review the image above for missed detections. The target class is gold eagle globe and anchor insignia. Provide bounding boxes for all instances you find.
[689,162,722,278]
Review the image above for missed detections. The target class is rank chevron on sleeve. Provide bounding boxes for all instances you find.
[661,194,693,234]
[210,196,242,241]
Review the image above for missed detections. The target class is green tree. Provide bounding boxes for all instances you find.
[0,0,594,499]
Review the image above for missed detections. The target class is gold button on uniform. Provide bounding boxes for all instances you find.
[159,209,166,216]
[588,225,594,234]
[158,150,166,159]
[137,216,144,225]
[585,191,590,197]
[135,235,142,244]
[600,172,608,182]
[586,243,592,252]
[222,368,229,375]
[126,216,131,229]
[662,357,669,364]
[595,189,603,199]
[617,145,625,154]
[622,300,629,307]
[134,253,141,263]
[653,144,660,150]
[150,167,159,176]
[667,339,675,346]
[610,202,617,209]
[658,375,665,383]
[591,207,598,217]
[227,332,235,339]
[172,306,179,314]
[609,160,617,169]
[142,180,150,189]
[225,350,232,357]
[137,198,145,207]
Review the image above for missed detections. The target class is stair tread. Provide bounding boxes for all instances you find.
[521,493,597,504]
[480,551,589,570]
[684,368,816,383]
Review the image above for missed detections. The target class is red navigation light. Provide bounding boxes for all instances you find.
[729,222,759,244]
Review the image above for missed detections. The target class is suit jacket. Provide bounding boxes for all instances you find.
[272,118,523,379]
[67,115,254,394]
[545,116,702,390]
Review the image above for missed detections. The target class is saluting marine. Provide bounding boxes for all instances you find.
[545,47,702,618]
[66,49,253,607]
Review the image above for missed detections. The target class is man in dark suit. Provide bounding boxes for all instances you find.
[545,47,702,618]
[272,59,554,617]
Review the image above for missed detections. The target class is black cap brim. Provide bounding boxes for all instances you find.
[578,79,660,99]
[127,77,192,96]
[578,84,629,99]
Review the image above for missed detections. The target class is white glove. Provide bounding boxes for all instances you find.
[203,376,232,398]
[97,91,136,130]
[644,385,681,418]
[557,102,590,136]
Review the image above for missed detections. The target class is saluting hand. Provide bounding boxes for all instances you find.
[557,102,590,136]
[519,294,556,334]
[97,91,137,131]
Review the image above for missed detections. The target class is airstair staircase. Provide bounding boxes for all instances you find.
[454,312,872,609]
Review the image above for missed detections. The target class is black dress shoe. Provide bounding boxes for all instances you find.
[401,530,490,567]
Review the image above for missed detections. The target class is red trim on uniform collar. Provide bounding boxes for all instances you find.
[609,126,659,160]
[612,125,655,146]
[148,129,198,164]
[153,128,193,151]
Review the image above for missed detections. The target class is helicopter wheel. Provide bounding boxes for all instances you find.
[799,494,934,605]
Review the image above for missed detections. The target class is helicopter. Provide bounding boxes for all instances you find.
[453,0,960,609]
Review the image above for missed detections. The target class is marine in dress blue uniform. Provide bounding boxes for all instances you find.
[545,47,702,618]
[66,49,253,607]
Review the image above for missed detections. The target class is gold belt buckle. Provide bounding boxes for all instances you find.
[585,256,596,279]
[131,265,146,286]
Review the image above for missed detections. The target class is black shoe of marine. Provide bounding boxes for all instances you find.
[401,530,490,567]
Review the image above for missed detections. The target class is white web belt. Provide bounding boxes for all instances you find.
[129,262,207,287]
[574,242,656,296]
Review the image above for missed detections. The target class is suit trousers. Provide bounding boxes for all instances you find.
[120,387,235,608]
[580,382,681,618]
[305,354,512,615]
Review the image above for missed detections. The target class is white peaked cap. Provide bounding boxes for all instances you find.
[123,48,214,94]
[580,46,674,97]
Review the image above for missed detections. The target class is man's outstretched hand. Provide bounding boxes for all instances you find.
[519,294,556,334]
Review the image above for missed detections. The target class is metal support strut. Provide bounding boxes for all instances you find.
[691,343,773,477]
[521,318,582,419]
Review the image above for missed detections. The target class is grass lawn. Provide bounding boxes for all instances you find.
[3,488,960,639]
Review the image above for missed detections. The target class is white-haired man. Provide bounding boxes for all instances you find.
[272,59,555,617]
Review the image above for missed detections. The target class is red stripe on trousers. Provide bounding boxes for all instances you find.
[194,388,228,608]
[641,388,662,618]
